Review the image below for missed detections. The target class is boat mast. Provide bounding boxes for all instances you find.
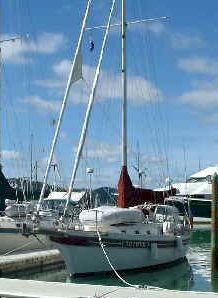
[121,0,127,168]
[30,133,33,184]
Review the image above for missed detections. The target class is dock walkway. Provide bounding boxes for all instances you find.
[0,249,63,275]
[0,278,218,298]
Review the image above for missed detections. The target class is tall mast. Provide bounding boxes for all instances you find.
[121,0,127,167]
[117,0,129,208]
[30,133,33,185]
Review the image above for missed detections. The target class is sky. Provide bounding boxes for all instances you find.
[1,0,218,189]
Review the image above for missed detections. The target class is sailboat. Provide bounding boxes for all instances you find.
[159,166,218,222]
[33,0,191,276]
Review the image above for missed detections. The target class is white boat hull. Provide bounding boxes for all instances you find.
[50,231,190,275]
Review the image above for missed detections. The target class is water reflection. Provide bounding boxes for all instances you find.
[68,259,193,291]
[211,272,218,292]
[5,264,67,282]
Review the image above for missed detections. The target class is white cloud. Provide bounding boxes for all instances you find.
[73,64,162,105]
[129,21,166,35]
[177,57,218,111]
[178,57,218,75]
[82,140,166,166]
[191,78,218,90]
[1,32,66,64]
[203,112,218,123]
[170,32,204,49]
[142,155,165,165]
[179,88,218,109]
[147,22,165,35]
[130,26,205,50]
[27,32,66,54]
[38,61,162,105]
[53,59,71,77]
[34,79,65,89]
[2,150,20,160]
[32,59,71,92]
[84,141,120,163]
[21,95,61,112]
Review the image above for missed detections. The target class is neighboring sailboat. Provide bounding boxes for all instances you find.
[159,166,218,222]
[32,0,192,276]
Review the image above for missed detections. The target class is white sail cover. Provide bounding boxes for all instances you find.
[79,206,145,225]
[70,48,82,85]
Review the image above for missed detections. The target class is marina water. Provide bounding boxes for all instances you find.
[4,226,218,293]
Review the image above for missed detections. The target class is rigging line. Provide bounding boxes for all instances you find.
[2,238,40,256]
[82,47,120,142]
[145,29,170,179]
[93,4,121,144]
[85,17,169,31]
[83,26,122,162]
[62,0,116,216]
[32,233,47,247]
[134,1,168,177]
[97,229,140,289]
[19,1,33,138]
[94,287,121,298]
[83,81,120,167]
[2,75,20,175]
[37,0,93,212]
[126,18,159,166]
[25,0,55,154]
[128,27,162,184]
[141,21,170,181]
[1,63,27,177]
[17,0,23,37]
[139,25,166,182]
[137,0,169,152]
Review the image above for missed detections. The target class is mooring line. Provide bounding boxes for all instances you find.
[97,229,165,291]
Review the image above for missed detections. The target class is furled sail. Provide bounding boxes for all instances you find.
[70,48,82,85]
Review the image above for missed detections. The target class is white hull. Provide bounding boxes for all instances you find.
[50,231,190,275]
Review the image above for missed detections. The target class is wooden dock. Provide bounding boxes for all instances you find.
[0,278,218,298]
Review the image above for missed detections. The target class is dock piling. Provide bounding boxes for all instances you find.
[211,173,218,271]
[211,173,218,290]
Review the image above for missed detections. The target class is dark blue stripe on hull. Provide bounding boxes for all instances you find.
[50,234,189,249]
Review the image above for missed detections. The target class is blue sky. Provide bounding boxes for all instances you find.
[1,0,218,189]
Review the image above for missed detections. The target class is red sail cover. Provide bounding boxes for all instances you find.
[117,166,176,208]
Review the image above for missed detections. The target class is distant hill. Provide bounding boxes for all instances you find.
[77,187,117,210]
[92,187,117,206]
[0,175,66,212]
